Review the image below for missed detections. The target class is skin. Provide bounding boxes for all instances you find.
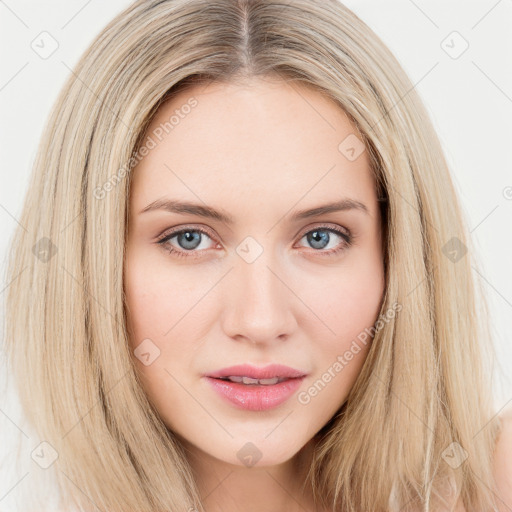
[123,76,387,512]
[494,411,512,512]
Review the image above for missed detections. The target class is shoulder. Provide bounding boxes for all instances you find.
[493,409,512,511]
[452,411,512,512]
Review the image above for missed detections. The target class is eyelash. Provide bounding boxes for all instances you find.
[156,224,353,260]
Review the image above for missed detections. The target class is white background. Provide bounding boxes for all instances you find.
[0,1,511,510]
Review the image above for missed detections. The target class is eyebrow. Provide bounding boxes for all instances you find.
[139,197,370,223]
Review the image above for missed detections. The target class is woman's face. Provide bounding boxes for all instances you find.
[124,77,385,468]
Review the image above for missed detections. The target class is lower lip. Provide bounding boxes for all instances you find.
[204,376,305,411]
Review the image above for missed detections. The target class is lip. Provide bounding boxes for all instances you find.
[204,375,306,411]
[204,363,307,380]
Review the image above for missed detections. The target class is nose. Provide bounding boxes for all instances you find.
[220,251,298,346]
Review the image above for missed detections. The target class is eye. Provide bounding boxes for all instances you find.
[156,224,353,259]
[156,227,218,259]
[295,225,352,256]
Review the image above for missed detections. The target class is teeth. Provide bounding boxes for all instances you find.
[257,377,280,385]
[223,376,285,385]
[242,376,260,385]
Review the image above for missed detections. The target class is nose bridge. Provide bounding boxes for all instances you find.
[221,244,296,343]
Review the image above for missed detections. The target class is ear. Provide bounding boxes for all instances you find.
[493,410,512,512]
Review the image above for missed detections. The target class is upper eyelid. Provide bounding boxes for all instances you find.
[157,224,217,242]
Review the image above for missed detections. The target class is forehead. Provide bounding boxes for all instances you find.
[130,78,376,217]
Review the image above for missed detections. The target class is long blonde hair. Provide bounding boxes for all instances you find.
[3,0,502,510]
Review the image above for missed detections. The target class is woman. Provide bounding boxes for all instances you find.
[3,0,511,510]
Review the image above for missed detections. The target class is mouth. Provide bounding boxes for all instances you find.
[203,364,308,411]
[204,370,305,411]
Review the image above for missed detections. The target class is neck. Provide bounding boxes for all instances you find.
[180,436,326,512]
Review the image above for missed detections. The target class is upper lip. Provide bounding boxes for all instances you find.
[205,364,308,380]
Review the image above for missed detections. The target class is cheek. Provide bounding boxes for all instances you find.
[124,251,193,414]
[124,263,161,345]
[124,247,211,393]
[124,248,192,345]
[302,254,384,396]
[314,258,384,342]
